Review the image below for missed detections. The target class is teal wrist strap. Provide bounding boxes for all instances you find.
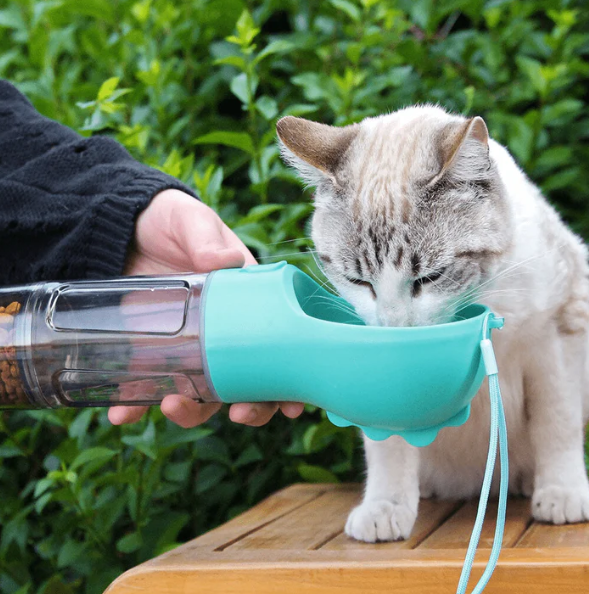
[456,317,509,594]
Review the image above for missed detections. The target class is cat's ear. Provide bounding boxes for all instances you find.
[276,116,358,187]
[436,116,490,183]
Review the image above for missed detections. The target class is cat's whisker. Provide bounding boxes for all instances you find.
[475,242,570,291]
[310,250,328,274]
[263,237,313,247]
[257,250,318,261]
[302,263,332,290]
[460,279,532,302]
[299,264,343,311]
[441,286,533,320]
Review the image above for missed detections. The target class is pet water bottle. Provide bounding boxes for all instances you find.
[0,275,217,409]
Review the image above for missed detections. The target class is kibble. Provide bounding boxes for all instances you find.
[0,301,27,407]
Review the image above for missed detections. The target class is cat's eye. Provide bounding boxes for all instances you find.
[418,269,445,285]
[412,268,446,296]
[346,277,377,299]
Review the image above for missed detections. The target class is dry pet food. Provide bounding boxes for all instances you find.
[0,301,27,407]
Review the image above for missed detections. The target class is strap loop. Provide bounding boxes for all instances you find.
[456,315,508,594]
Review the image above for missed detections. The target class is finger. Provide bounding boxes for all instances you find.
[279,402,305,418]
[108,405,148,425]
[229,402,280,426]
[160,394,221,428]
[170,196,256,271]
[171,202,242,269]
[220,224,258,266]
[189,247,245,273]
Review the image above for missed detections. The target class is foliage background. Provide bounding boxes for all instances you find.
[1,0,588,592]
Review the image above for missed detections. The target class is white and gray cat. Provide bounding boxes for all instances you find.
[277,105,589,542]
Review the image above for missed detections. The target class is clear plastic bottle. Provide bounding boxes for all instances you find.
[0,274,218,409]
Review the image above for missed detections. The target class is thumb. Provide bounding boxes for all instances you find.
[189,247,245,272]
[171,199,247,273]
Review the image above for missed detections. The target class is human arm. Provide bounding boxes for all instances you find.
[0,80,304,426]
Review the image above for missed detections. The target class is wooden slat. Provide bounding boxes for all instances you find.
[227,485,361,551]
[517,522,589,548]
[418,498,531,549]
[323,498,462,550]
[110,546,589,566]
[155,483,337,563]
[105,548,589,594]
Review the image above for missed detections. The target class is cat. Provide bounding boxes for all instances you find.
[276,105,589,542]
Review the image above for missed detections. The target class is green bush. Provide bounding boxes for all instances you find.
[1,0,588,592]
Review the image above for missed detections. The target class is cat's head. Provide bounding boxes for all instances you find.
[277,106,514,327]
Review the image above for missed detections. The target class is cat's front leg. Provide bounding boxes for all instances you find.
[345,434,419,542]
[526,326,589,524]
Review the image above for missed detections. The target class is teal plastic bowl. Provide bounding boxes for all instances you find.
[202,262,502,446]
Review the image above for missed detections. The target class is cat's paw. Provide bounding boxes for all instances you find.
[345,499,417,542]
[532,485,589,524]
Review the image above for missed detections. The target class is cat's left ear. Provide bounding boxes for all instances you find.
[436,116,490,183]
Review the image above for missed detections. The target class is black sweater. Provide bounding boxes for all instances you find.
[0,80,196,285]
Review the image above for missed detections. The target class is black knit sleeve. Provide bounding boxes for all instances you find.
[0,80,198,285]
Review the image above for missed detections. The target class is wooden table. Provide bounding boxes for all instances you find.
[105,483,589,593]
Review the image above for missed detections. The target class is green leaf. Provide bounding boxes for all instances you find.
[507,117,535,166]
[132,0,152,23]
[233,9,260,46]
[39,575,76,594]
[136,59,161,86]
[34,477,55,499]
[97,76,120,101]
[195,436,231,464]
[195,463,228,494]
[254,39,294,64]
[34,493,53,514]
[533,146,573,175]
[116,531,143,554]
[146,512,190,557]
[214,55,248,70]
[255,96,278,120]
[121,420,157,459]
[194,131,255,155]
[542,99,584,127]
[234,444,263,468]
[291,72,333,102]
[159,425,213,449]
[542,167,582,193]
[237,204,284,225]
[59,0,115,23]
[297,463,340,484]
[164,461,192,482]
[0,443,23,457]
[68,409,95,442]
[233,222,271,251]
[71,447,117,471]
[230,71,256,104]
[57,539,86,569]
[516,56,547,98]
[329,0,361,22]
[279,104,319,118]
[0,6,26,30]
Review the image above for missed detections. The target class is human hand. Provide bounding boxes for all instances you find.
[108,188,304,428]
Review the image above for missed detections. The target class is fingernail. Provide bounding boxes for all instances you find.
[245,409,258,424]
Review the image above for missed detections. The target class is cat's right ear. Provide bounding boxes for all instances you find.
[276,116,358,188]
[434,116,490,185]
